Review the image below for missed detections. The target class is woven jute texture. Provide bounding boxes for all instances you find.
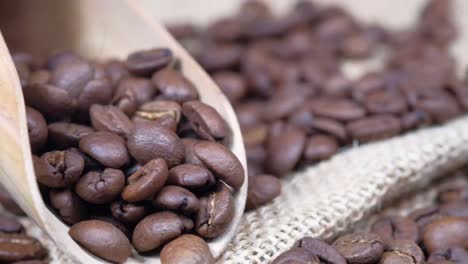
[8,115,468,264]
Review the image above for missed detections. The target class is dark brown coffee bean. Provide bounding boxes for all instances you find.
[440,201,468,218]
[26,107,48,153]
[295,237,347,264]
[195,182,234,238]
[125,48,172,76]
[266,124,306,176]
[346,114,402,143]
[0,185,24,215]
[193,141,244,190]
[110,200,147,223]
[114,77,155,106]
[0,216,23,233]
[127,123,185,167]
[380,240,424,264]
[152,68,199,103]
[50,59,93,97]
[288,104,315,133]
[90,215,130,238]
[111,86,139,116]
[76,78,113,111]
[212,71,247,103]
[24,83,76,120]
[0,233,46,263]
[371,216,419,244]
[303,134,339,161]
[46,51,81,70]
[49,189,87,225]
[161,234,215,264]
[309,98,366,121]
[322,74,353,97]
[423,217,468,253]
[153,186,200,214]
[181,138,203,165]
[121,158,168,202]
[133,100,181,127]
[89,104,134,139]
[408,205,443,230]
[132,211,193,252]
[246,175,281,211]
[235,101,264,129]
[34,150,84,188]
[79,131,130,168]
[332,232,384,264]
[48,122,94,149]
[75,168,125,204]
[401,110,431,130]
[105,59,129,86]
[428,247,468,264]
[198,43,243,71]
[168,164,216,190]
[262,90,306,121]
[364,89,407,114]
[273,247,320,264]
[408,89,462,123]
[182,101,229,141]
[69,220,131,263]
[311,117,348,142]
[438,185,468,203]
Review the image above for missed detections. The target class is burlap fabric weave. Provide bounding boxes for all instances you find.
[9,115,468,263]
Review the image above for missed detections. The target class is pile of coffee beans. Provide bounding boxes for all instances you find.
[170,0,462,210]
[0,186,47,264]
[273,179,468,263]
[14,46,244,263]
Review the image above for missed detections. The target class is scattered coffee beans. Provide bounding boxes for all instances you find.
[17,45,244,263]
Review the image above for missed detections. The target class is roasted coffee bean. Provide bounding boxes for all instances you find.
[266,124,306,176]
[195,183,234,238]
[371,216,419,244]
[127,123,185,167]
[152,68,199,103]
[133,100,181,126]
[111,86,139,116]
[401,110,431,130]
[46,51,80,70]
[311,117,348,142]
[440,201,468,218]
[0,216,23,233]
[243,124,268,147]
[0,185,24,215]
[50,59,93,95]
[24,83,76,120]
[198,43,243,71]
[160,234,215,264]
[182,101,229,141]
[125,48,173,76]
[379,240,424,264]
[303,134,339,161]
[110,200,147,223]
[69,220,131,263]
[75,169,125,204]
[409,89,462,123]
[235,101,264,129]
[26,107,48,153]
[114,77,155,106]
[246,175,281,211]
[79,131,130,168]
[0,233,46,263]
[346,114,402,143]
[363,89,407,114]
[428,247,468,264]
[121,158,168,202]
[152,186,200,214]
[89,104,134,138]
[49,189,87,225]
[90,215,130,238]
[212,71,247,103]
[309,98,366,121]
[193,141,244,190]
[48,122,94,149]
[181,138,203,165]
[75,78,113,112]
[168,164,216,190]
[408,205,443,230]
[273,248,320,264]
[34,150,84,188]
[332,232,384,264]
[295,237,347,264]
[132,211,193,252]
[322,74,353,97]
[105,59,129,86]
[438,185,468,203]
[422,217,468,253]
[262,90,306,121]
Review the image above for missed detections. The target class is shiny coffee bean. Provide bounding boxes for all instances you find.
[110,200,147,223]
[182,101,229,141]
[193,141,244,190]
[74,78,113,112]
[24,83,76,120]
[69,220,131,263]
[273,248,320,264]
[168,164,216,190]
[153,186,200,214]
[50,59,93,96]
[152,68,199,103]
[49,189,88,225]
[34,150,84,188]
[422,217,468,253]
[0,216,23,234]
[346,114,402,143]
[79,131,130,168]
[133,100,181,126]
[114,77,155,106]
[371,216,419,244]
[121,158,168,202]
[332,232,384,264]
[0,233,46,263]
[89,104,134,139]
[195,183,234,238]
[160,234,215,264]
[127,123,185,167]
[90,215,130,238]
[48,122,94,149]
[75,169,125,204]
[26,107,48,153]
[132,211,193,252]
[125,48,173,76]
[303,134,339,161]
[212,71,247,103]
[379,240,424,264]
[246,175,281,211]
[295,237,347,264]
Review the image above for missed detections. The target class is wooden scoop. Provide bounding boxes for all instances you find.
[0,0,247,263]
